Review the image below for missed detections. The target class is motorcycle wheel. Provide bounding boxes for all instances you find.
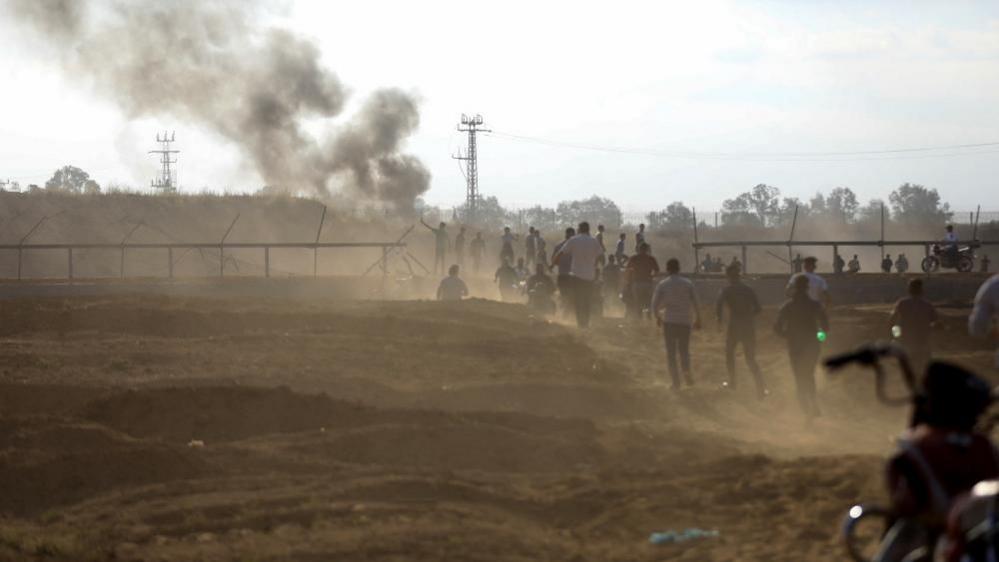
[921,256,939,273]
[957,256,974,273]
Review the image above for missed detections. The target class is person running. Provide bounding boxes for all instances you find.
[716,264,768,398]
[552,228,576,317]
[882,254,894,273]
[615,232,627,262]
[774,275,829,419]
[969,274,999,367]
[635,223,646,253]
[494,258,519,302]
[896,253,909,273]
[889,278,938,374]
[500,227,517,266]
[596,224,607,266]
[469,232,486,274]
[454,226,467,268]
[437,264,469,301]
[514,257,530,283]
[526,262,556,315]
[624,242,660,321]
[552,222,603,328]
[786,256,830,307]
[651,258,702,389]
[848,254,861,273]
[525,226,537,268]
[420,219,449,275]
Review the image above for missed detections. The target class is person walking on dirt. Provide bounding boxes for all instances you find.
[552,227,576,317]
[602,254,622,309]
[454,226,467,268]
[494,258,519,302]
[437,264,469,301]
[535,231,548,268]
[624,242,660,321]
[596,224,607,266]
[889,278,938,374]
[420,219,449,275]
[716,264,768,398]
[500,227,517,266]
[786,256,830,307]
[470,232,486,274]
[651,258,702,389]
[969,274,999,367]
[774,275,829,419]
[552,222,603,328]
[615,232,627,262]
[525,227,537,268]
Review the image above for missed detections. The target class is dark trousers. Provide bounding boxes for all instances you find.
[663,323,692,386]
[629,281,653,321]
[726,327,766,392]
[788,342,821,417]
[557,275,574,318]
[573,278,594,328]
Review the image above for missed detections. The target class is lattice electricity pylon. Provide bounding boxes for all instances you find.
[452,114,489,224]
[149,131,179,194]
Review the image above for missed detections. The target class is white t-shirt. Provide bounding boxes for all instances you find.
[787,271,829,303]
[560,234,603,281]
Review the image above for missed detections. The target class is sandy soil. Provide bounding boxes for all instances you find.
[0,291,994,561]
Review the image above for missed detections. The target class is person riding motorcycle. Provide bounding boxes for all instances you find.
[873,361,998,562]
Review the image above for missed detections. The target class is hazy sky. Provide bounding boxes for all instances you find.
[1,0,998,213]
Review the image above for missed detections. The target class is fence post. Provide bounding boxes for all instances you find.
[264,247,270,278]
[741,245,748,274]
[17,248,22,281]
[168,247,174,279]
[68,248,73,280]
[120,247,125,279]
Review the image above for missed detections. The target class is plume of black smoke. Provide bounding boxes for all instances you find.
[7,0,430,212]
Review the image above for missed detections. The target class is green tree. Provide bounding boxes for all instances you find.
[857,198,887,224]
[555,195,623,230]
[826,187,859,223]
[646,201,692,231]
[722,184,780,227]
[45,165,100,193]
[888,183,952,224]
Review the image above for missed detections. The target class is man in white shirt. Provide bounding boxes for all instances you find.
[786,256,830,307]
[553,221,603,328]
[969,274,999,367]
[651,258,702,389]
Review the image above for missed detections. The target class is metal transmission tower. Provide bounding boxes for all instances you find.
[452,114,489,223]
[149,131,179,194]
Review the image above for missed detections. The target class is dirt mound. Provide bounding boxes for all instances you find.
[83,386,373,443]
[0,417,206,515]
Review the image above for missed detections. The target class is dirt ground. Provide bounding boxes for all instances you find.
[0,289,994,561]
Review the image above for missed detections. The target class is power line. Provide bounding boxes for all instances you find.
[484,131,999,162]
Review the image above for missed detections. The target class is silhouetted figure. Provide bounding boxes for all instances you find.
[848,254,861,274]
[701,253,713,273]
[525,226,537,267]
[792,253,803,273]
[535,231,548,268]
[717,265,768,398]
[596,224,607,267]
[896,253,909,273]
[774,275,829,419]
[882,254,894,273]
[625,242,660,321]
[635,223,646,252]
[494,258,519,302]
[454,226,467,268]
[500,226,517,265]
[552,227,576,318]
[889,278,938,374]
[420,219,449,275]
[833,253,845,274]
[515,257,529,283]
[437,264,468,301]
[526,262,556,315]
[552,222,603,328]
[602,254,622,308]
[615,233,627,262]
[981,255,991,273]
[470,232,486,274]
[786,256,830,307]
[652,258,702,389]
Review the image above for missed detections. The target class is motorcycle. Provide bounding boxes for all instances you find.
[921,244,976,273]
[827,344,999,562]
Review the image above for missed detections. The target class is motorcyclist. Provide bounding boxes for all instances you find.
[943,225,959,263]
[874,361,998,562]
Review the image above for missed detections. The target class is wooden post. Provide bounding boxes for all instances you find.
[381,246,388,278]
[168,247,174,279]
[832,244,838,273]
[120,247,125,279]
[741,245,748,274]
[787,205,799,273]
[68,248,73,280]
[17,247,22,281]
[219,245,224,277]
[264,247,270,278]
